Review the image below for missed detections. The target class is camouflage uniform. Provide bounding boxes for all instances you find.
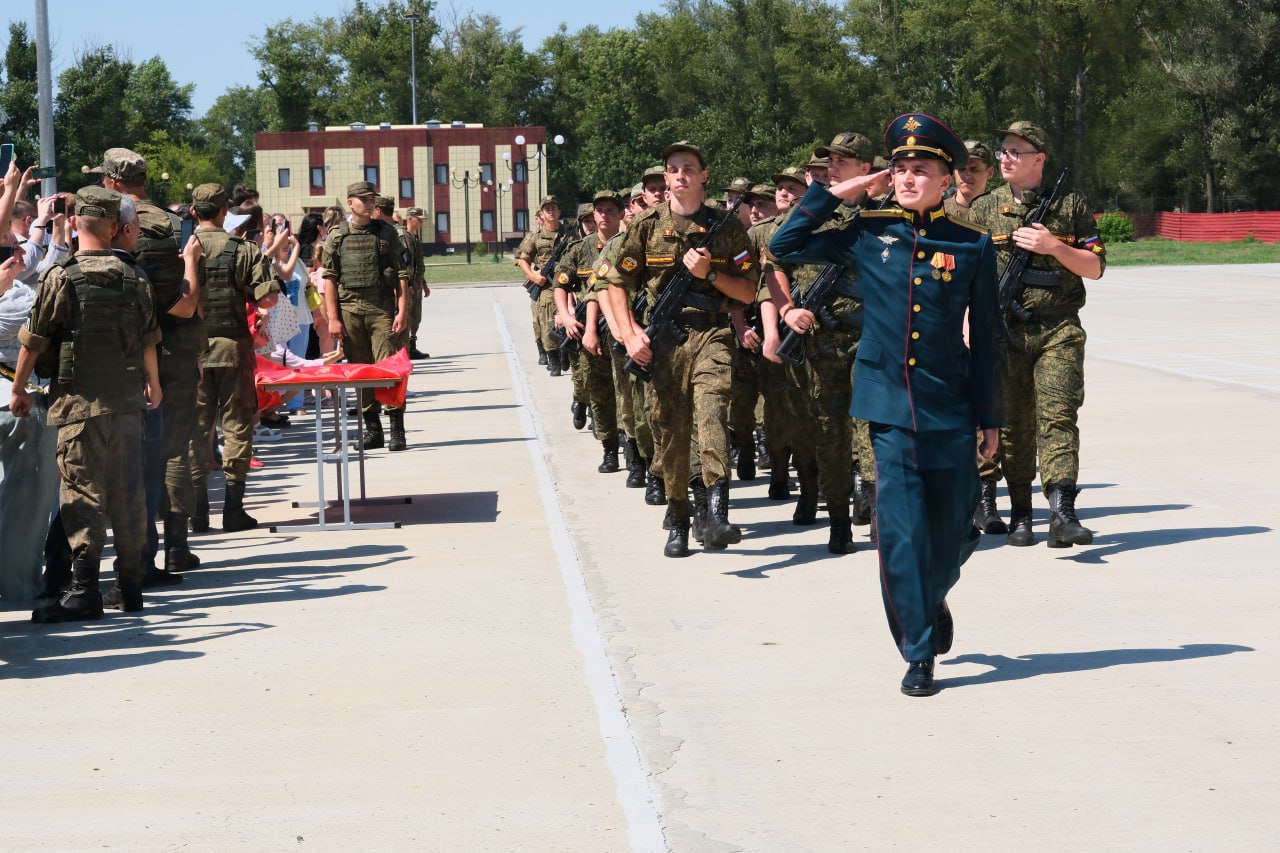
[598,199,756,525]
[558,235,617,443]
[20,235,160,614]
[514,226,563,355]
[396,218,425,349]
[968,179,1105,536]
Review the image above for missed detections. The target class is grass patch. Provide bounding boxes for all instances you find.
[424,254,525,284]
[1107,237,1280,266]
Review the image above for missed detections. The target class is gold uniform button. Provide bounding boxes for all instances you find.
[908,357,917,366]
[911,331,920,340]
[913,304,921,313]
[916,251,926,260]
[919,228,927,236]
[913,277,922,285]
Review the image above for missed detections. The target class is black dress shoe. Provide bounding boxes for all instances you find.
[900,659,938,697]
[936,600,954,655]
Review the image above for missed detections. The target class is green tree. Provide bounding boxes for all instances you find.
[125,56,194,146]
[0,22,39,160]
[199,85,277,188]
[53,45,133,190]
[251,18,341,131]
[133,130,223,208]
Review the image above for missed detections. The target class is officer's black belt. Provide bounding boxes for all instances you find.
[674,309,730,331]
[681,290,726,312]
[1019,268,1063,288]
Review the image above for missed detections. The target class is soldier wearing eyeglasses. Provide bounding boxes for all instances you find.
[968,122,1106,549]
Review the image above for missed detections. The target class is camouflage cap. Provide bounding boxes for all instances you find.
[406,207,426,218]
[538,195,560,210]
[375,194,395,214]
[964,140,994,166]
[872,155,890,170]
[346,180,377,198]
[722,176,754,196]
[806,155,830,169]
[75,185,122,220]
[94,147,148,183]
[629,183,645,200]
[576,202,594,220]
[996,121,1050,155]
[815,132,875,162]
[592,189,624,208]
[770,166,807,188]
[745,183,776,201]
[642,165,666,182]
[191,183,228,209]
[661,140,706,168]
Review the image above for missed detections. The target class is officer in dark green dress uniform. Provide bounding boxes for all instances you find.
[771,114,1003,697]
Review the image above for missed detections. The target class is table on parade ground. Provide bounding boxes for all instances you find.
[255,353,413,533]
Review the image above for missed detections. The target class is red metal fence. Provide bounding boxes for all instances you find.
[1125,212,1280,243]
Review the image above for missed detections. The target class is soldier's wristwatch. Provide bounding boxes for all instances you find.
[706,270,718,285]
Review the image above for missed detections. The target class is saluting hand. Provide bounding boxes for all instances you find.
[829,169,892,203]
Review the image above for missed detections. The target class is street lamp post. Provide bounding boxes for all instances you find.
[450,168,479,264]
[493,178,513,257]
[514,132,564,206]
[404,7,421,125]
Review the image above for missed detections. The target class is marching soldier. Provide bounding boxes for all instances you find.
[969,122,1105,548]
[515,197,566,376]
[401,206,430,359]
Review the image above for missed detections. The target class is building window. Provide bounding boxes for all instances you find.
[479,163,494,184]
[513,161,528,183]
[435,164,449,185]
[364,165,379,186]
[480,210,494,233]
[514,209,529,232]
[400,177,413,199]
[278,168,290,188]
[436,212,449,233]
[310,166,324,190]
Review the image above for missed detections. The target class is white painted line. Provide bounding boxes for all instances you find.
[493,300,668,853]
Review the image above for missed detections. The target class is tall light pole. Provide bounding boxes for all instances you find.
[450,169,479,264]
[404,7,421,125]
[493,178,513,257]
[514,132,564,206]
[35,0,56,198]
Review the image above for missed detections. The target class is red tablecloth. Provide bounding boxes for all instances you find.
[255,349,411,410]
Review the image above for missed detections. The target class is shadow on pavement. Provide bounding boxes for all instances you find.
[421,436,532,449]
[721,541,843,579]
[1062,524,1271,564]
[939,643,1254,688]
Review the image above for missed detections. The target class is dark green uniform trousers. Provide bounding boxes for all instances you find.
[58,413,147,580]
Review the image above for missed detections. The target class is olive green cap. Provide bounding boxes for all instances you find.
[375,195,395,214]
[770,166,807,188]
[806,155,830,169]
[642,165,666,181]
[406,207,425,218]
[661,140,706,168]
[576,202,594,220]
[538,195,560,210]
[996,121,1050,156]
[629,183,645,200]
[964,140,994,166]
[592,189,624,208]
[815,132,874,162]
[346,180,377,198]
[745,183,775,201]
[722,176,753,196]
[92,147,147,183]
[75,186,122,220]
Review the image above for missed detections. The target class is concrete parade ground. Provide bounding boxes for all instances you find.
[2,265,1278,852]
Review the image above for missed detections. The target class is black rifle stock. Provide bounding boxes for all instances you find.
[623,198,744,382]
[524,225,571,300]
[997,168,1069,323]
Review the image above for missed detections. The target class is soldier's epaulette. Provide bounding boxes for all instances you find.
[630,205,665,228]
[946,214,988,234]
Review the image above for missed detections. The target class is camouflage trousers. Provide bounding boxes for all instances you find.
[197,358,258,484]
[650,325,734,522]
[641,379,661,476]
[159,348,200,518]
[608,336,636,441]
[534,287,561,353]
[409,280,425,340]
[730,344,760,448]
[758,356,817,471]
[57,412,146,579]
[805,342,857,506]
[577,346,618,441]
[1002,314,1086,486]
[341,308,403,414]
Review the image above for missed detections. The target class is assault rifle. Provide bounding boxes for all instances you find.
[550,298,609,355]
[773,191,894,366]
[997,168,1069,324]
[623,197,744,382]
[524,225,572,300]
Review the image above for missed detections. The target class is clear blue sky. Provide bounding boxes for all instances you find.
[7,1,663,114]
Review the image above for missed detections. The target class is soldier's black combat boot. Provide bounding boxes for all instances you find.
[735,438,756,481]
[191,489,210,533]
[754,427,772,472]
[1007,483,1035,547]
[689,478,709,544]
[31,557,104,623]
[560,347,573,373]
[624,439,646,488]
[103,573,144,613]
[222,480,259,532]
[598,436,620,473]
[793,463,819,526]
[536,340,548,365]
[163,513,197,573]
[975,476,1008,534]
[1046,479,1094,548]
[548,348,562,377]
[664,520,691,558]
[387,410,407,452]
[362,410,384,449]
[704,481,742,549]
[571,400,588,430]
[852,466,872,526]
[408,337,429,359]
[828,499,856,555]
[644,473,667,506]
[38,518,73,603]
